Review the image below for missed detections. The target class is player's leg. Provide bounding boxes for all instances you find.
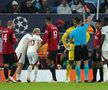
[92,49,98,82]
[102,51,108,82]
[76,61,81,82]
[98,67,103,82]
[33,65,38,82]
[65,45,74,82]
[27,52,33,82]
[32,53,39,82]
[83,46,89,82]
[3,54,10,82]
[84,60,89,82]
[16,52,25,82]
[48,51,57,81]
[74,46,81,82]
[9,54,17,82]
[65,50,74,82]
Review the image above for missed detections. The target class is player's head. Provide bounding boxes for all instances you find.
[7,20,14,29]
[32,28,40,35]
[45,16,52,25]
[103,17,108,26]
[95,19,102,30]
[73,17,82,26]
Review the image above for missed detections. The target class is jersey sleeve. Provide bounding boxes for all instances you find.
[62,29,70,48]
[82,23,89,31]
[62,27,75,48]
[42,27,49,44]
[101,27,106,35]
[86,32,90,43]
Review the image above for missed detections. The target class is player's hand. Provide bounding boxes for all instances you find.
[66,42,72,51]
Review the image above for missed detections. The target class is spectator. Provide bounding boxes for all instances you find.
[21,0,39,13]
[71,0,83,13]
[53,0,61,7]
[32,0,41,10]
[39,0,51,13]
[57,0,72,14]
[2,0,21,13]
[100,0,108,13]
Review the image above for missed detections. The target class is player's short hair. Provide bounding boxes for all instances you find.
[104,17,108,25]
[7,20,13,26]
[73,17,82,24]
[32,28,40,34]
[95,19,102,23]
[46,16,51,22]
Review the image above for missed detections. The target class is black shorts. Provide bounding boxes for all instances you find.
[74,45,88,61]
[48,50,58,60]
[3,54,15,65]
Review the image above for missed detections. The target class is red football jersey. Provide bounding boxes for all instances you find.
[94,29,101,48]
[43,24,59,50]
[2,28,17,54]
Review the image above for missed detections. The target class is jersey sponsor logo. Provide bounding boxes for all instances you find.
[13,16,28,33]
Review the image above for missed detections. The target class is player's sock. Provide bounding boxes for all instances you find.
[16,74,20,80]
[99,67,103,81]
[76,65,80,81]
[10,65,17,77]
[50,64,57,81]
[34,66,38,81]
[103,64,108,81]
[92,68,97,81]
[66,64,71,80]
[84,64,89,80]
[27,65,32,79]
[75,71,78,81]
[4,66,9,80]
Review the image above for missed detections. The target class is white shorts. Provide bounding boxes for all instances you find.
[27,52,39,65]
[102,51,108,61]
[15,51,26,64]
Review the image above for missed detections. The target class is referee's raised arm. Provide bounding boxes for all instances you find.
[85,15,91,25]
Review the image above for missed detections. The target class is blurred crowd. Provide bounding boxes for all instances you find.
[1,0,108,14]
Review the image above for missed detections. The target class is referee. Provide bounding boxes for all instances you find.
[69,16,91,82]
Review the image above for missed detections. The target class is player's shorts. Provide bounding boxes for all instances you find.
[3,54,15,65]
[69,44,74,60]
[15,51,26,64]
[102,51,108,61]
[74,45,88,61]
[47,50,58,60]
[27,52,39,65]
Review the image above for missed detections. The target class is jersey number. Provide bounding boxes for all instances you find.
[2,33,7,43]
[53,31,57,39]
[30,40,35,46]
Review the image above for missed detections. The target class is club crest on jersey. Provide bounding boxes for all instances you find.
[13,16,28,33]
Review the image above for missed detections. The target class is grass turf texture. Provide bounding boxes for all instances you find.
[0,82,108,90]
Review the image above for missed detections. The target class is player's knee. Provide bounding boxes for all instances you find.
[18,63,24,69]
[4,64,9,67]
[4,66,9,69]
[84,60,88,65]
[69,60,74,65]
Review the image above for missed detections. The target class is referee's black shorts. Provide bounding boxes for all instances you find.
[74,45,88,61]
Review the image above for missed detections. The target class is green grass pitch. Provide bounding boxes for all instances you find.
[0,82,108,90]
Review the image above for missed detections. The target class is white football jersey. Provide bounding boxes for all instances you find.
[27,35,42,53]
[101,26,108,51]
[15,33,30,52]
